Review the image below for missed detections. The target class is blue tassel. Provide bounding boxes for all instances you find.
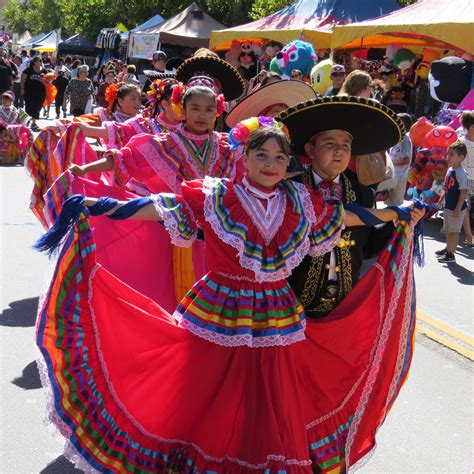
[33,195,86,257]
[411,199,431,267]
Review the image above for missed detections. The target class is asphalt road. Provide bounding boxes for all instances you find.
[1,166,473,473]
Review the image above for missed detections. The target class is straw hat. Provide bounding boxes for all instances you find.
[277,95,405,155]
[226,79,316,128]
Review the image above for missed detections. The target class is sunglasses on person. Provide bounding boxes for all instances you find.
[380,72,391,76]
[331,72,345,77]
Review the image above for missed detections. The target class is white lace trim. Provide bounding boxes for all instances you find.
[203,177,337,283]
[177,314,307,348]
[151,194,197,247]
[234,182,286,245]
[344,224,415,468]
[103,120,120,149]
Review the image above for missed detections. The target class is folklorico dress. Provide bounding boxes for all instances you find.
[102,113,182,150]
[25,107,136,228]
[0,124,33,164]
[37,176,417,473]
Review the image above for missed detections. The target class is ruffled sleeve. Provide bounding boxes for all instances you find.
[303,185,345,257]
[102,121,133,150]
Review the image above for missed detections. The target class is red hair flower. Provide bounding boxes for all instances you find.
[216,94,226,117]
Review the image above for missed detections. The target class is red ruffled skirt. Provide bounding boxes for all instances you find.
[36,213,415,473]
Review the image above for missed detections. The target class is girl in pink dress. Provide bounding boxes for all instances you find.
[0,121,33,164]
[36,120,423,473]
[76,78,183,150]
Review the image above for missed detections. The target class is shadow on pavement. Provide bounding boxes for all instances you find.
[12,361,42,390]
[41,455,82,473]
[0,296,39,327]
[440,261,474,285]
[422,218,444,243]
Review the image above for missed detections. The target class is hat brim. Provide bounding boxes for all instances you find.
[277,96,405,155]
[143,70,176,80]
[176,56,245,101]
[225,80,316,128]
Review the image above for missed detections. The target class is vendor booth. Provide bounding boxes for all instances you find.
[210,0,400,51]
[58,35,96,57]
[128,2,226,59]
[331,0,474,53]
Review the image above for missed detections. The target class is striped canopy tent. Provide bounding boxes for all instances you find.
[331,0,474,54]
[210,0,400,51]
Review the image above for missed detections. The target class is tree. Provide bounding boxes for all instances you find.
[248,0,292,20]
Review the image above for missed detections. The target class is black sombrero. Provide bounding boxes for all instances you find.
[166,57,185,72]
[176,49,245,101]
[143,70,176,80]
[226,80,317,128]
[276,96,405,155]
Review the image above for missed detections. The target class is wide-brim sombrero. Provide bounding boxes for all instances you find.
[143,70,176,80]
[225,80,316,128]
[277,95,405,155]
[176,53,245,101]
[166,57,185,72]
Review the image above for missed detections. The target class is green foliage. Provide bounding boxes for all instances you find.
[3,0,419,41]
[248,0,292,20]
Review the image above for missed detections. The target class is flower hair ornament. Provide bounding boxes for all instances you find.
[144,78,180,118]
[228,116,288,149]
[105,82,125,111]
[170,76,226,119]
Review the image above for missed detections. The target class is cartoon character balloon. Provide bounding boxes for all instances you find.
[272,40,317,79]
[407,124,457,212]
[310,58,333,95]
[410,117,435,147]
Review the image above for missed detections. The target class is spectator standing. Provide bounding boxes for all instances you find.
[324,64,346,96]
[12,55,23,108]
[385,113,413,205]
[460,111,474,246]
[52,67,69,119]
[435,141,469,263]
[143,50,168,94]
[123,65,140,86]
[64,64,94,116]
[0,47,14,94]
[70,59,81,79]
[96,70,116,108]
[20,56,45,131]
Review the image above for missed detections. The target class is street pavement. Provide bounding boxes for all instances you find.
[1,166,473,473]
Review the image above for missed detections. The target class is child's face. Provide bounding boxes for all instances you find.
[243,137,289,189]
[117,90,141,116]
[2,96,12,107]
[105,73,115,84]
[304,129,352,180]
[184,94,216,134]
[446,149,465,167]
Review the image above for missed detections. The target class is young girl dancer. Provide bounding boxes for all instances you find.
[75,77,183,150]
[36,111,423,473]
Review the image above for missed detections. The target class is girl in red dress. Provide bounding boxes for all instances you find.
[36,111,422,472]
